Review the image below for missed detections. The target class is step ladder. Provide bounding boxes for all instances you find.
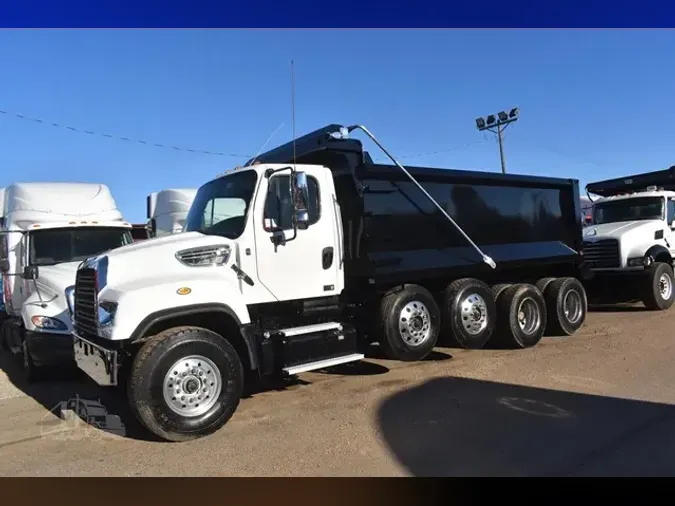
[267,322,364,376]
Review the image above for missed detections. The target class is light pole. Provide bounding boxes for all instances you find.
[475,107,519,174]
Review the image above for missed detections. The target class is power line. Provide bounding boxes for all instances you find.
[0,107,486,162]
[0,108,252,158]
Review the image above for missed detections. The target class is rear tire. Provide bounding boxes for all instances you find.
[642,262,675,310]
[127,326,244,442]
[541,277,587,336]
[494,284,547,349]
[376,284,440,361]
[443,278,496,349]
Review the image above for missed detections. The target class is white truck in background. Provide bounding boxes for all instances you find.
[146,188,197,238]
[583,166,675,310]
[0,183,134,381]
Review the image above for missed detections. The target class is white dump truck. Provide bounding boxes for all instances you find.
[0,183,134,380]
[583,166,675,310]
[146,188,197,238]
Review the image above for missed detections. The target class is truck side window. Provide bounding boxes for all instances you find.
[668,200,675,226]
[263,175,320,231]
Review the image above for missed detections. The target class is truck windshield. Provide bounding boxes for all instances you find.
[30,227,133,266]
[593,197,664,225]
[184,170,258,239]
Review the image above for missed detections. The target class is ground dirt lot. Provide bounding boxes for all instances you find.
[1,303,675,476]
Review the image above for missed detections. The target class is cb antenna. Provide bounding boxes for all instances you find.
[291,59,297,173]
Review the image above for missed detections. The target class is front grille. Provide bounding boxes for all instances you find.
[74,267,98,337]
[583,239,620,268]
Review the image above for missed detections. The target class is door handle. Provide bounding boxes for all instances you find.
[322,247,334,270]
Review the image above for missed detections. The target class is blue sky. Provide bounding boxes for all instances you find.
[1,29,674,222]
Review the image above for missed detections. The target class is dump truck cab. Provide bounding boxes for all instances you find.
[583,167,675,310]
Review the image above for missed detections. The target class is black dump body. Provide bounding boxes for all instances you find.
[586,166,675,197]
[247,124,584,289]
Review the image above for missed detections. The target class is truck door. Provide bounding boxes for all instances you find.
[253,168,343,302]
[667,198,675,255]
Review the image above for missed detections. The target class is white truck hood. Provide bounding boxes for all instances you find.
[583,220,665,242]
[35,261,81,299]
[93,231,237,289]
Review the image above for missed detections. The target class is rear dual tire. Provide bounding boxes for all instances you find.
[376,284,441,361]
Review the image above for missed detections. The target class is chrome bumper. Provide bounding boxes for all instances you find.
[73,333,119,387]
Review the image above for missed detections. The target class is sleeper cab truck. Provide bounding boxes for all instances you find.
[582,166,675,310]
[0,183,134,381]
[146,188,198,238]
[68,124,589,442]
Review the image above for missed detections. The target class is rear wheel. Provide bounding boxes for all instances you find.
[642,262,675,310]
[443,278,496,349]
[540,277,587,336]
[494,284,547,349]
[376,284,440,361]
[127,326,244,442]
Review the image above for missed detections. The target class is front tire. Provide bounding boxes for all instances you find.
[376,284,441,361]
[642,262,675,310]
[127,326,244,442]
[22,338,43,383]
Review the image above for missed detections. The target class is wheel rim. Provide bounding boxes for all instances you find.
[517,297,540,335]
[659,273,673,300]
[563,289,583,324]
[398,300,432,347]
[460,292,489,336]
[163,355,222,417]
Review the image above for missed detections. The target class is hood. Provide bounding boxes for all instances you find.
[92,231,237,289]
[583,220,665,241]
[34,261,81,299]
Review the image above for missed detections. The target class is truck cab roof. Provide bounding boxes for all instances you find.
[593,189,675,204]
[2,182,127,229]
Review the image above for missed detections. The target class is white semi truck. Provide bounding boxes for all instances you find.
[146,188,197,238]
[583,167,675,310]
[68,124,589,442]
[0,183,134,380]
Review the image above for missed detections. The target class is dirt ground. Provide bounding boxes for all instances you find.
[1,303,674,476]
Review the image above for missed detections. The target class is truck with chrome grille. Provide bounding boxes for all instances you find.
[583,166,675,310]
[67,124,589,442]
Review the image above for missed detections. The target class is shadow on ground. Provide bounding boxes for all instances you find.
[588,304,649,313]
[377,376,675,477]
[0,350,159,442]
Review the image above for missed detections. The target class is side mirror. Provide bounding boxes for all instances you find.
[23,265,38,280]
[670,220,675,229]
[292,171,310,231]
[65,285,75,318]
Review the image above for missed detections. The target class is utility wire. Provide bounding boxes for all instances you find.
[0,107,486,162]
[0,108,251,158]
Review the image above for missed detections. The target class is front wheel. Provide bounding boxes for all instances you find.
[642,262,675,310]
[127,326,244,442]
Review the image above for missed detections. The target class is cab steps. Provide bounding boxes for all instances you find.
[265,321,364,376]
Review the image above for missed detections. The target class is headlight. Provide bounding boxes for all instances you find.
[98,301,118,327]
[628,256,652,267]
[175,245,231,267]
[31,316,68,331]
